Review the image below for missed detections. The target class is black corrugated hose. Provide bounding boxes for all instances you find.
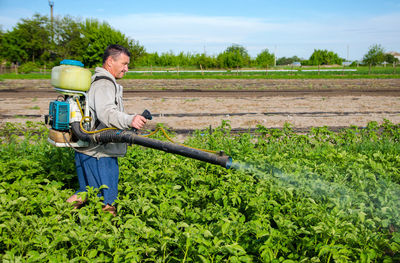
[70,122,232,169]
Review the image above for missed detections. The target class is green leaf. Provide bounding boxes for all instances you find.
[87,249,97,259]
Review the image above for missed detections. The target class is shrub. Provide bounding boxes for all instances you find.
[19,62,40,73]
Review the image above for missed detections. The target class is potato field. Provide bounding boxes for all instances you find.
[0,120,400,262]
[1,78,400,262]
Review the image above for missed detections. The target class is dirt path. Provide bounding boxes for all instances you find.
[1,79,399,132]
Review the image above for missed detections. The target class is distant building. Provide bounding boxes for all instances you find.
[388,52,400,61]
[291,62,301,66]
[342,62,352,66]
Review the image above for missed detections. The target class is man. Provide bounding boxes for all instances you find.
[67,44,147,215]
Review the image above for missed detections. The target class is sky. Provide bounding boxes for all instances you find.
[0,0,399,61]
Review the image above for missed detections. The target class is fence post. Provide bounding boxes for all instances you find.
[200,64,204,76]
[318,64,320,75]
[177,65,180,76]
[150,65,153,75]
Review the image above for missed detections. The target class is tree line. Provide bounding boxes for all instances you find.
[0,14,145,71]
[0,14,398,72]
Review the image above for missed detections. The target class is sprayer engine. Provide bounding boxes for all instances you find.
[47,97,84,131]
[46,94,88,147]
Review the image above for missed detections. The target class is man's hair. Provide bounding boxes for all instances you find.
[102,44,131,64]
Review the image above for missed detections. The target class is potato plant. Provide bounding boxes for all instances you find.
[0,120,399,262]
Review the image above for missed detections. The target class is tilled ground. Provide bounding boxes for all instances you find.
[1,79,399,133]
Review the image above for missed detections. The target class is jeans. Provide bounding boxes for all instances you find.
[74,152,119,205]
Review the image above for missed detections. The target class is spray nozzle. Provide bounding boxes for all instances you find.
[130,109,153,133]
[141,109,153,120]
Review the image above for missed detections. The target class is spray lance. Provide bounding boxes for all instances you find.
[46,60,233,169]
[70,109,233,169]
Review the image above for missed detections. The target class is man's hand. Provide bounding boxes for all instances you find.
[131,115,147,130]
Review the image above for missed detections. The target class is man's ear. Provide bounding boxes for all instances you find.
[105,56,114,67]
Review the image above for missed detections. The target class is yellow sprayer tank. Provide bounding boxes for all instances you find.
[51,60,92,91]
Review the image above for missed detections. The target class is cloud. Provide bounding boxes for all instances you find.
[107,13,289,50]
[0,8,35,30]
[105,12,400,59]
[108,13,273,43]
[2,8,398,60]
[0,15,19,30]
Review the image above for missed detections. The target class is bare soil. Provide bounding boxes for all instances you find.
[1,79,399,133]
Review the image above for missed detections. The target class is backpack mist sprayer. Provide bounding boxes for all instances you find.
[45,60,233,169]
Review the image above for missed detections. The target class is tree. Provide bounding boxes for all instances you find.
[195,53,217,69]
[51,15,86,62]
[383,53,399,64]
[0,14,146,69]
[362,44,385,66]
[80,19,145,68]
[0,14,50,64]
[308,49,343,65]
[137,52,161,67]
[0,26,3,52]
[276,56,301,66]
[19,14,50,63]
[217,44,250,68]
[80,19,126,67]
[255,49,275,68]
[0,29,29,64]
[127,39,146,68]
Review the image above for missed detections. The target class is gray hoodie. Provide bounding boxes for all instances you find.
[78,67,135,158]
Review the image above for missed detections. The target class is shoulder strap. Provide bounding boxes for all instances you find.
[92,75,116,86]
[91,75,118,105]
[91,75,118,130]
[92,76,117,92]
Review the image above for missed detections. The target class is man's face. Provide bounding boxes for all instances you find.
[107,53,130,79]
